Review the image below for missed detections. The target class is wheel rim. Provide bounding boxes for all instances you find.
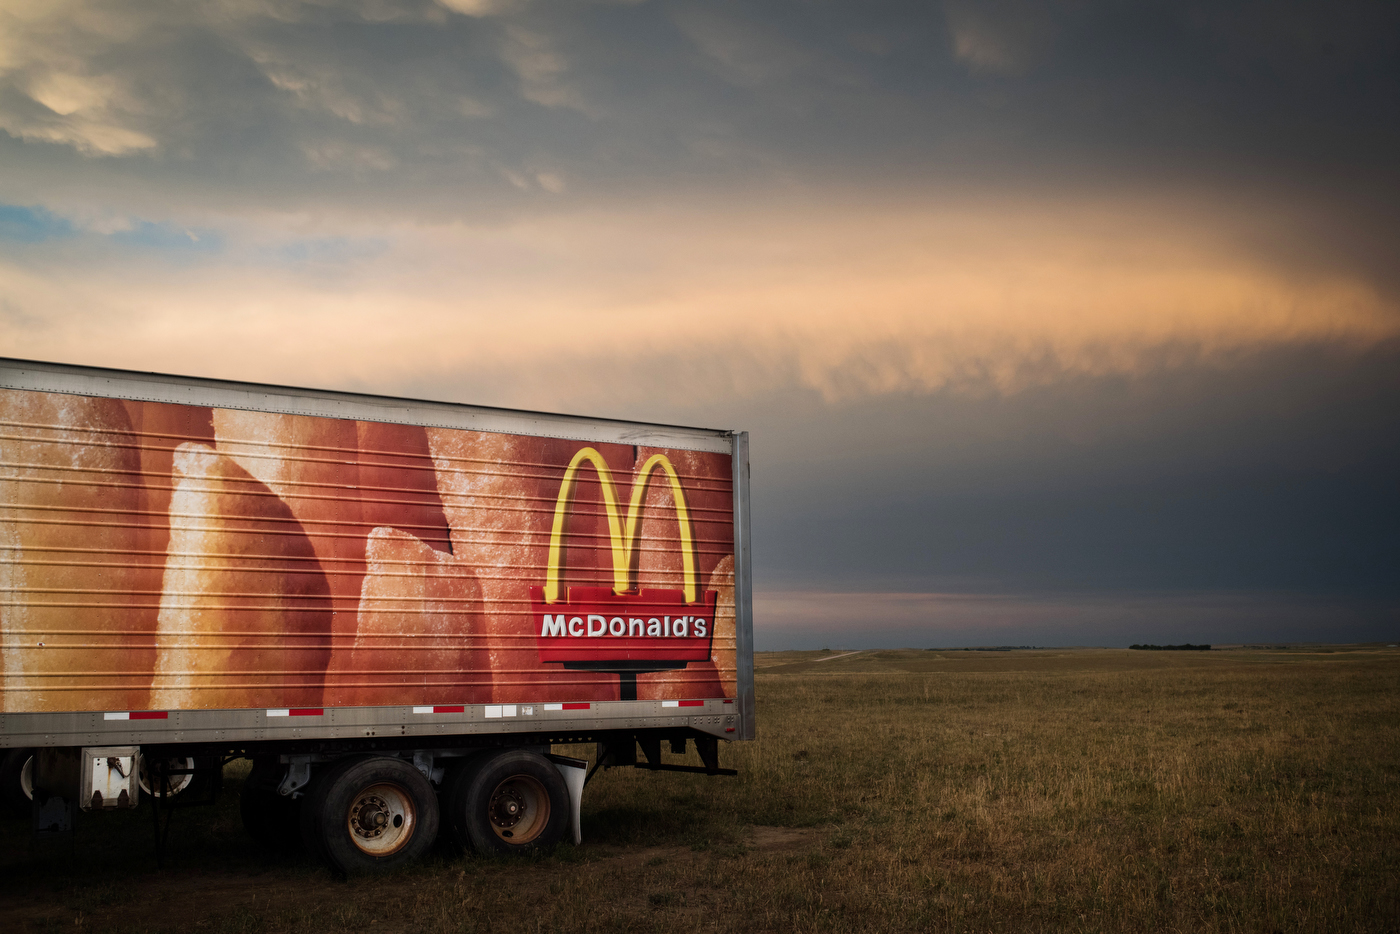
[487,775,550,844]
[138,756,195,797]
[20,755,33,801]
[346,782,416,856]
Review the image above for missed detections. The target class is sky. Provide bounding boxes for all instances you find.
[1,0,1397,648]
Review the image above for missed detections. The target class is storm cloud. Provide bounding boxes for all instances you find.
[1,0,1396,645]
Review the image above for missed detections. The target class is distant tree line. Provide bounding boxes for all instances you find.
[1129,644,1212,651]
[925,646,1041,652]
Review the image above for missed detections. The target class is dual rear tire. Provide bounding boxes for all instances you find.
[251,749,570,873]
[300,756,439,874]
[442,749,570,857]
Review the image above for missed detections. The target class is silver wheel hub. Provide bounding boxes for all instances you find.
[344,782,414,855]
[491,789,525,829]
[352,794,396,839]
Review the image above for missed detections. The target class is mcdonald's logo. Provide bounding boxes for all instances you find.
[533,447,717,667]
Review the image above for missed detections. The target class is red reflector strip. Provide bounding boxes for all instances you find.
[678,700,704,707]
[723,699,734,704]
[289,708,323,717]
[563,702,590,710]
[726,727,736,732]
[130,711,169,720]
[433,705,464,713]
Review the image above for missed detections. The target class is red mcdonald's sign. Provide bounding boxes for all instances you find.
[533,447,718,671]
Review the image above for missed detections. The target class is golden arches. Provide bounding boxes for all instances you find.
[545,448,628,601]
[543,447,698,605]
[624,453,697,602]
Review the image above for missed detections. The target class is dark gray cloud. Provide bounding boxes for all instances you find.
[753,591,1399,650]
[2,1,1395,216]
[744,341,1400,605]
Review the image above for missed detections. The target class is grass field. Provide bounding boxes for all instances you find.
[1,646,1396,933]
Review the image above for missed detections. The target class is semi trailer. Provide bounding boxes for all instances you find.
[0,358,754,872]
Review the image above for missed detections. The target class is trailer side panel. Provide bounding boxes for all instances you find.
[0,361,747,747]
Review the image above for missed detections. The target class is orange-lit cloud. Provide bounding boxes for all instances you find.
[5,193,1394,412]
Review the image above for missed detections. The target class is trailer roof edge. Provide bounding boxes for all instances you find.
[0,357,737,454]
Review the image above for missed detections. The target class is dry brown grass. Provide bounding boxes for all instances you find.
[1,646,1396,933]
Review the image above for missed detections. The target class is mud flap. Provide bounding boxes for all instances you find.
[547,755,587,846]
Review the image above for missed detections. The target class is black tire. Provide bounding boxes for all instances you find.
[239,758,302,852]
[0,749,34,816]
[139,754,220,801]
[445,749,569,856]
[434,751,491,855]
[299,755,367,863]
[313,757,439,874]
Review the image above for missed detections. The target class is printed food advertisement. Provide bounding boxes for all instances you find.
[0,389,737,713]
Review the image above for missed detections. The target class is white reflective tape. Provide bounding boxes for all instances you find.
[266,709,290,717]
[412,706,433,714]
[544,703,563,711]
[103,711,129,720]
[661,700,679,708]
[502,704,518,717]
[484,705,502,719]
